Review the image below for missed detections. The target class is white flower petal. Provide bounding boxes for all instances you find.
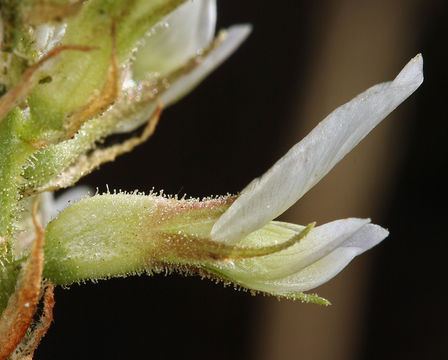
[213,218,381,282]
[158,24,252,106]
[253,247,361,294]
[339,223,388,252]
[34,23,67,56]
[41,186,92,225]
[211,54,423,243]
[214,222,388,294]
[132,0,217,79]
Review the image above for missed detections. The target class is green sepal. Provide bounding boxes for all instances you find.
[278,292,331,306]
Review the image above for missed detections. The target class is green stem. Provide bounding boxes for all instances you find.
[0,109,35,238]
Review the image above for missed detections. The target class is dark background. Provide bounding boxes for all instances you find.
[36,1,447,359]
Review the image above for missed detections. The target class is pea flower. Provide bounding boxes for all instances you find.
[18,0,251,194]
[42,54,423,305]
[205,54,423,300]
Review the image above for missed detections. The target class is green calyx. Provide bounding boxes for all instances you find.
[43,193,234,285]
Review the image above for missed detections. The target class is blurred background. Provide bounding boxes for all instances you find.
[36,0,447,359]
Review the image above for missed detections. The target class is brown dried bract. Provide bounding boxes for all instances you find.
[25,0,84,26]
[9,282,55,360]
[77,102,162,172]
[0,202,45,360]
[0,45,96,125]
[75,102,162,171]
[64,21,120,139]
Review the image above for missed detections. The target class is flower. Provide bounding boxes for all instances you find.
[20,0,252,193]
[115,0,252,133]
[205,54,423,301]
[42,55,423,305]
